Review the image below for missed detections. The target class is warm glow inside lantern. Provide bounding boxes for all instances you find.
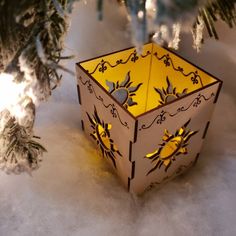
[76,43,222,194]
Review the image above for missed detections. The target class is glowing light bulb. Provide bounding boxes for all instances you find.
[0,73,21,111]
[145,0,156,18]
[0,73,35,119]
[137,10,144,19]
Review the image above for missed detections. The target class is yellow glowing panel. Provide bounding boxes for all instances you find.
[145,44,217,112]
[97,124,112,150]
[160,136,183,159]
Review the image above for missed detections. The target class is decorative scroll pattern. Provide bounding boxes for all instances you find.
[87,50,151,75]
[79,76,129,129]
[144,158,196,192]
[153,52,204,86]
[139,92,215,131]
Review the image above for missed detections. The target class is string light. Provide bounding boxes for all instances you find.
[0,73,37,121]
[137,10,144,20]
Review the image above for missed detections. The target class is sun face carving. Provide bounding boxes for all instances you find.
[154,76,188,106]
[86,107,122,168]
[106,71,142,109]
[145,119,198,175]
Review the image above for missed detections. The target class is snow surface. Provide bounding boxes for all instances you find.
[0,1,236,236]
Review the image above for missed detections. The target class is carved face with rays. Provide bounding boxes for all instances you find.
[145,120,198,175]
[87,107,122,168]
[106,71,142,109]
[154,76,188,106]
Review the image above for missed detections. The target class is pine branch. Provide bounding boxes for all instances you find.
[122,0,236,49]
[0,110,46,174]
[0,0,70,174]
[199,0,236,39]
[1,0,69,94]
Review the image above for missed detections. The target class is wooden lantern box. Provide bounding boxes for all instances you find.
[76,43,222,194]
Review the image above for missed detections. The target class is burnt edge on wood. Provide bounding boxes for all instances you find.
[202,121,210,139]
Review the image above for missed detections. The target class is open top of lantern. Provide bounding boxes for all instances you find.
[77,43,221,119]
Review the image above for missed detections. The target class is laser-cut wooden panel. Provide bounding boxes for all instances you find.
[76,43,222,194]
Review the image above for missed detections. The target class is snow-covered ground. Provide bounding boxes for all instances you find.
[0,1,236,236]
